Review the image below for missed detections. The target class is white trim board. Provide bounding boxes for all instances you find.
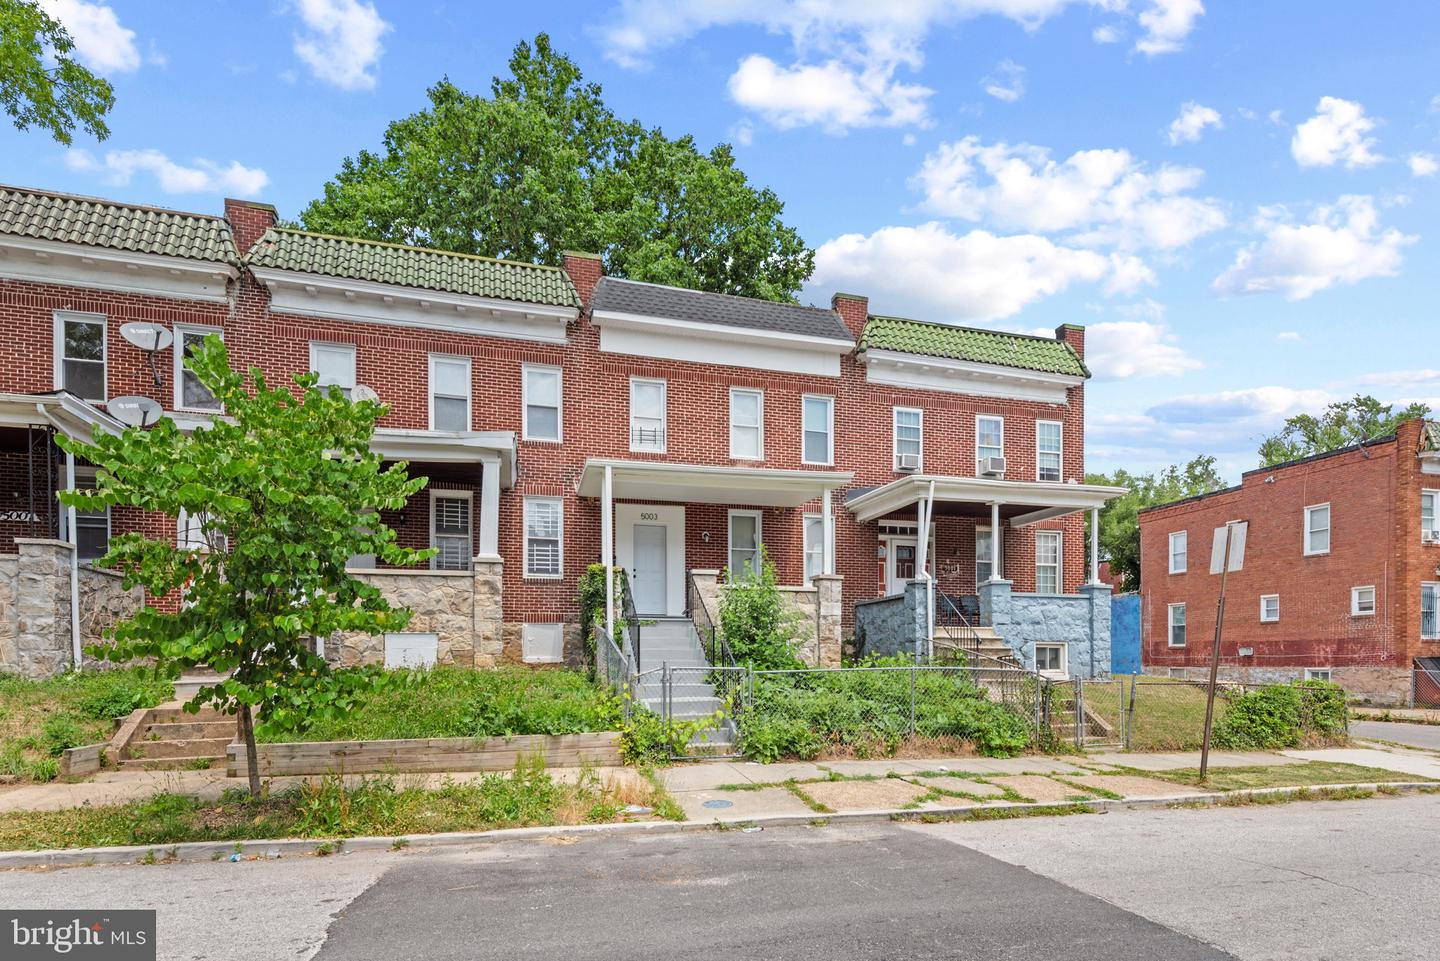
[593,310,847,378]
[0,234,235,302]
[860,347,1083,404]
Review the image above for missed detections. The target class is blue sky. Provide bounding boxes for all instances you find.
[6,2,1439,479]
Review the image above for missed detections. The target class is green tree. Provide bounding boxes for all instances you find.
[57,338,430,797]
[300,33,814,301]
[0,0,114,144]
[1086,456,1227,591]
[1258,394,1431,467]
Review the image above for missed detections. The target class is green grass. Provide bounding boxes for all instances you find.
[1077,678,1221,752]
[0,669,173,783]
[256,666,621,743]
[1123,760,1432,791]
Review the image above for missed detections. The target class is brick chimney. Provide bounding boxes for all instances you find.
[224,198,278,257]
[562,251,604,308]
[831,292,869,341]
[1056,323,1085,358]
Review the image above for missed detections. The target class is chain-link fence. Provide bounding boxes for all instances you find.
[1044,675,1233,751]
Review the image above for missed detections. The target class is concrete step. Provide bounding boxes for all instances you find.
[147,706,230,724]
[173,671,230,700]
[126,737,231,760]
[139,720,235,740]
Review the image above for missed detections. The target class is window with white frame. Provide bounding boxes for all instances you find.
[524,497,563,578]
[430,492,472,571]
[802,395,833,465]
[175,325,223,411]
[976,526,993,585]
[1351,585,1376,617]
[1036,421,1062,482]
[1034,643,1066,676]
[55,311,106,402]
[177,508,224,553]
[310,342,356,400]
[1035,531,1062,594]
[629,377,666,452]
[429,355,471,431]
[1169,531,1188,574]
[803,513,825,584]
[1423,584,1439,639]
[728,510,762,580]
[730,388,764,460]
[72,466,109,562]
[1168,667,1187,679]
[1168,603,1187,647]
[893,407,922,470]
[1304,668,1332,683]
[1423,490,1438,540]
[1304,503,1331,555]
[976,415,1004,465]
[1260,594,1280,622]
[522,364,562,442]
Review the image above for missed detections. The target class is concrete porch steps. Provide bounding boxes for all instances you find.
[119,705,235,771]
[633,617,736,751]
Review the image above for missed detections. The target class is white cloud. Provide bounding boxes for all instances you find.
[912,136,1226,250]
[807,221,1144,322]
[1087,320,1202,379]
[38,0,141,73]
[1212,195,1415,300]
[981,60,1025,103]
[728,55,931,132]
[289,0,390,91]
[1275,330,1302,342]
[1167,101,1222,145]
[1291,96,1383,169]
[64,148,269,196]
[1092,24,1122,43]
[1408,153,1439,177]
[1135,0,1205,55]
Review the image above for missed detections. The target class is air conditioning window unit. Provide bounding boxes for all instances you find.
[979,455,1007,477]
[897,452,921,472]
[1424,529,1440,545]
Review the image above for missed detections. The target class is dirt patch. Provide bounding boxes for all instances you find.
[801,779,930,812]
[1071,775,1192,797]
[989,775,1094,802]
[914,776,1006,798]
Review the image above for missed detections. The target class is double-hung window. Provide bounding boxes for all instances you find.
[1036,421,1062,482]
[893,408,922,470]
[524,497,563,578]
[1423,490,1439,541]
[429,355,471,431]
[1351,586,1376,617]
[1304,503,1331,555]
[310,342,356,400]
[1034,531,1062,594]
[1260,594,1280,622]
[175,325,223,411]
[728,510,762,581]
[630,378,666,452]
[55,311,106,402]
[1423,584,1440,640]
[975,526,993,585]
[1169,531,1188,574]
[977,415,1004,466]
[730,388,764,460]
[430,492,472,571]
[1168,603,1187,647]
[803,513,825,584]
[802,395,833,465]
[72,466,109,562]
[523,364,562,442]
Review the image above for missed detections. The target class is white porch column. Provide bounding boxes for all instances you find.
[822,488,834,575]
[477,453,501,561]
[989,501,1002,582]
[1089,507,1101,585]
[917,480,936,658]
[601,464,615,658]
[64,449,81,669]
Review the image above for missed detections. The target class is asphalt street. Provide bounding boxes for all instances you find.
[1351,718,1440,751]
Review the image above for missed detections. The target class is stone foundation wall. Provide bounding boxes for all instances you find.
[1154,664,1412,705]
[77,566,142,656]
[981,579,1113,677]
[688,570,842,667]
[4,540,74,677]
[852,581,928,660]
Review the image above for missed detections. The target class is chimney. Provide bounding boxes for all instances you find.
[1056,323,1085,358]
[562,251,604,308]
[224,198,278,257]
[831,292,869,341]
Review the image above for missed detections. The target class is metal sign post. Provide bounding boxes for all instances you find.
[1200,519,1247,779]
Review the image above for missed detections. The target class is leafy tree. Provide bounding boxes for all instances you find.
[57,338,430,797]
[301,33,814,301]
[0,0,114,144]
[1258,394,1431,467]
[1086,456,1227,591]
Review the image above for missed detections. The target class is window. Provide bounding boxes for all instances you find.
[524,497,563,578]
[976,415,1004,466]
[54,311,106,402]
[728,510,762,580]
[177,508,224,553]
[1035,531,1062,594]
[429,355,471,431]
[1304,503,1330,556]
[430,492,472,571]
[521,623,564,664]
[72,466,109,562]
[1260,594,1280,622]
[1168,667,1188,679]
[730,388,764,460]
[1423,490,1439,540]
[802,395,834,465]
[1304,668,1332,683]
[522,364,562,442]
[1169,531,1188,574]
[1036,421,1062,482]
[1035,643,1066,676]
[976,526,993,585]
[310,342,356,400]
[174,325,223,411]
[384,632,437,669]
[893,407,922,470]
[1423,584,1439,639]
[1351,586,1376,617]
[803,513,825,584]
[1168,603,1187,647]
[629,378,666,452]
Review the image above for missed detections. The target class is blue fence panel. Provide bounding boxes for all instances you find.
[1110,593,1142,675]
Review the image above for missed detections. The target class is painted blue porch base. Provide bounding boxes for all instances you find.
[979,579,1112,677]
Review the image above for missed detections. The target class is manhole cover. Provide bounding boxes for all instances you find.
[702,799,734,809]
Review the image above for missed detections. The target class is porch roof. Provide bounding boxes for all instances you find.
[846,474,1126,526]
[577,459,853,508]
[370,428,517,488]
[0,391,124,440]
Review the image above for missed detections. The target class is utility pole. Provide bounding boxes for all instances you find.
[1200,519,1247,779]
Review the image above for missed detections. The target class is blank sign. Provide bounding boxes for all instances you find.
[1209,522,1248,575]
[384,632,438,668]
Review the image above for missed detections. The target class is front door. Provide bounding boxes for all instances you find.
[886,537,918,596]
[632,524,668,615]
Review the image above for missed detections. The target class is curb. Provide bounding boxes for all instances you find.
[2,780,1433,870]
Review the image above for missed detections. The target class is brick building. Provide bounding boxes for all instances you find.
[1139,419,1440,703]
[0,183,1122,678]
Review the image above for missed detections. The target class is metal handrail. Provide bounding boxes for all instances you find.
[934,590,982,660]
[685,571,735,666]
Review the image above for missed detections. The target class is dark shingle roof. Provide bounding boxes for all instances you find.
[859,315,1089,377]
[591,277,853,343]
[0,184,237,264]
[245,228,581,308]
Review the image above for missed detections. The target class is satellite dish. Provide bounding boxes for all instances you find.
[119,322,173,352]
[108,395,164,429]
[352,384,380,404]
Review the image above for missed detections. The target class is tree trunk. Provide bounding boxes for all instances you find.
[238,703,261,799]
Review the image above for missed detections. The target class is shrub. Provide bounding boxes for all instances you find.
[40,713,84,757]
[576,565,629,670]
[1213,680,1347,750]
[68,669,173,721]
[719,548,804,670]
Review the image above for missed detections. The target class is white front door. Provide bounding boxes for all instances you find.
[631,524,669,615]
[886,537,918,596]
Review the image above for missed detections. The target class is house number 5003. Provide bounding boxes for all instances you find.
[639,512,659,521]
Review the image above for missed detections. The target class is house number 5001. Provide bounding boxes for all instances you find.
[639,512,659,521]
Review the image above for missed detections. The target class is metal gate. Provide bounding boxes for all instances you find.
[663,664,748,760]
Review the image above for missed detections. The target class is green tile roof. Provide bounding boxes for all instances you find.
[246,228,581,308]
[1423,421,1440,451]
[0,184,238,264]
[859,315,1089,377]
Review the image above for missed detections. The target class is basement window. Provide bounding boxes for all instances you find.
[1034,643,1066,677]
[1304,668,1332,683]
